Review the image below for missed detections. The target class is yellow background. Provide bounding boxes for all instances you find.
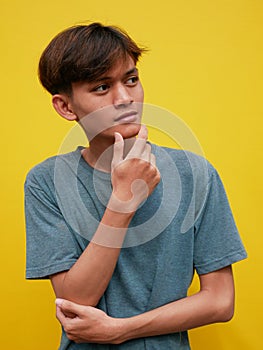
[2,0,262,348]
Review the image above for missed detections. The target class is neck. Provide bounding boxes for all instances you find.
[81,136,136,173]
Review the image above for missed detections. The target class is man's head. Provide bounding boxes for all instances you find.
[38,22,146,96]
[39,23,146,141]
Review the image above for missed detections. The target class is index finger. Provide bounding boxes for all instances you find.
[137,124,148,140]
[56,305,67,325]
[126,125,148,159]
[111,132,124,169]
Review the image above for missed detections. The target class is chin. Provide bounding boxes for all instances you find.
[110,123,141,139]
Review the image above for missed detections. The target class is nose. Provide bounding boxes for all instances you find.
[113,84,133,109]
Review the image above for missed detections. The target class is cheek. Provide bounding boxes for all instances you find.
[79,105,117,139]
[136,84,144,102]
[75,95,104,117]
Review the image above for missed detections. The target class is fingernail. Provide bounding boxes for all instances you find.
[55,298,64,306]
[114,132,122,141]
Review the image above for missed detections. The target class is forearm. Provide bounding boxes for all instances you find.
[56,267,234,344]
[116,288,234,343]
[52,128,160,308]
[52,204,134,306]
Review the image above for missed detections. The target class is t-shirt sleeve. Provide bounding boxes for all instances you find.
[193,164,247,275]
[25,170,82,279]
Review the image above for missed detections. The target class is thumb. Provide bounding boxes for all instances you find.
[56,298,84,317]
[111,132,124,169]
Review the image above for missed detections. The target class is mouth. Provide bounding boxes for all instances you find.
[114,111,138,123]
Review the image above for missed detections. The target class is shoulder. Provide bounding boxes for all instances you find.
[24,148,82,191]
[151,143,216,181]
[24,156,57,194]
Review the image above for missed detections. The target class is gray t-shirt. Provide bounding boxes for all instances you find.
[25,144,247,349]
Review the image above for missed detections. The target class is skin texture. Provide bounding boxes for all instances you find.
[52,56,144,164]
[55,266,234,344]
[49,55,235,344]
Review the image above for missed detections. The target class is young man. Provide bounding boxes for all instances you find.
[25,23,247,349]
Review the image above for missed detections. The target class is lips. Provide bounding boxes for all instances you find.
[114,111,138,123]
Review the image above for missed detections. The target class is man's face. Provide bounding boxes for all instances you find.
[68,56,144,141]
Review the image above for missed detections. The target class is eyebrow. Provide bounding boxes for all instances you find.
[92,67,138,83]
[124,67,138,76]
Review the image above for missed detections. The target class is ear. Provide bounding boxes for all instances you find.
[52,94,77,121]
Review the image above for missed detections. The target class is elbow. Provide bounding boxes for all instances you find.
[215,297,235,322]
[224,300,235,322]
[200,266,236,324]
[51,274,100,307]
[59,292,99,307]
[218,304,234,322]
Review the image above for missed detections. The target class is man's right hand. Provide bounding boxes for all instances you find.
[110,125,160,214]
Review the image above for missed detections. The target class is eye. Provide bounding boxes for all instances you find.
[93,84,109,93]
[126,76,139,85]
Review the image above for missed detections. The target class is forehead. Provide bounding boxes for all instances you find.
[95,55,137,81]
[71,56,137,92]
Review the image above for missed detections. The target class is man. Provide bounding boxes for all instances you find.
[25,23,247,349]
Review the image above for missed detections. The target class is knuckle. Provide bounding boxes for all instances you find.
[137,158,146,166]
[111,160,116,169]
[113,163,126,176]
[155,170,161,181]
[67,333,75,341]
[146,143,151,153]
[63,324,72,334]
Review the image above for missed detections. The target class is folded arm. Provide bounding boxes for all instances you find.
[56,265,235,344]
[117,266,234,342]
[50,208,134,307]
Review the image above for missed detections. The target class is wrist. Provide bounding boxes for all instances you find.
[110,317,131,344]
[91,202,135,248]
[107,192,138,216]
[112,311,158,343]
